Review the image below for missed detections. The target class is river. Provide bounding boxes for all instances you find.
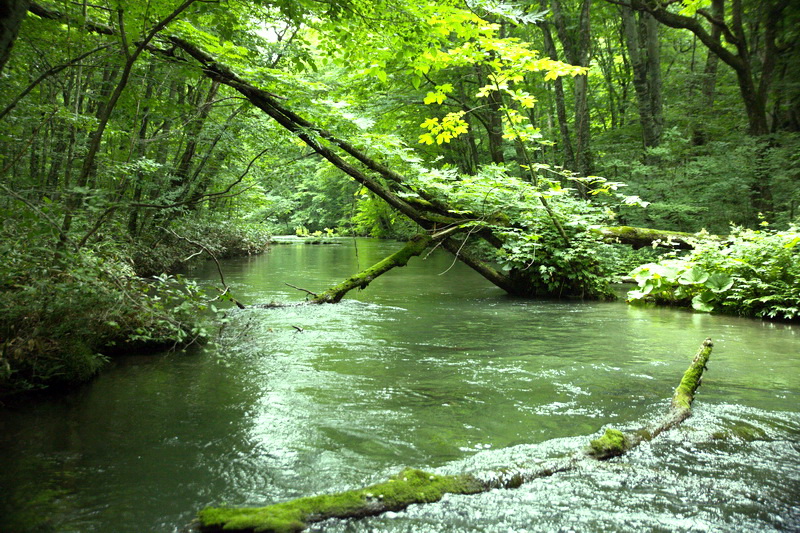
[0,239,798,532]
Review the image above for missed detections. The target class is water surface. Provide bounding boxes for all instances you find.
[0,239,797,532]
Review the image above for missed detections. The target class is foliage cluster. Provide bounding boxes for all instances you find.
[0,217,216,396]
[406,164,625,298]
[132,217,272,276]
[627,226,800,320]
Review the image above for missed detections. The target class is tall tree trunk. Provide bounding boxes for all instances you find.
[691,0,722,146]
[621,6,662,160]
[0,0,29,75]
[127,63,157,236]
[644,13,663,142]
[475,62,505,165]
[171,79,220,192]
[537,0,575,171]
[573,0,592,179]
[551,0,593,184]
[184,103,247,207]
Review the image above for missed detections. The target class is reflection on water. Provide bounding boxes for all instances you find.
[0,239,797,532]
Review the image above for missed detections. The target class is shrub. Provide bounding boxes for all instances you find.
[0,223,215,396]
[132,217,271,275]
[627,226,800,320]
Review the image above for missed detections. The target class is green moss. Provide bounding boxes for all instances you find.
[403,196,436,210]
[671,339,713,411]
[588,428,628,459]
[198,468,485,533]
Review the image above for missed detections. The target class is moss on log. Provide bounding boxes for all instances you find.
[588,428,629,459]
[587,337,714,459]
[197,468,485,533]
[591,226,700,249]
[667,337,714,422]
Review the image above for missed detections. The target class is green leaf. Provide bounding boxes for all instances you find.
[631,263,660,282]
[691,292,716,312]
[678,267,709,285]
[673,286,689,299]
[627,289,647,300]
[642,278,661,295]
[658,264,682,281]
[704,272,733,293]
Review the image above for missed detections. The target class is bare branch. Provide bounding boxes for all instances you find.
[158,226,247,309]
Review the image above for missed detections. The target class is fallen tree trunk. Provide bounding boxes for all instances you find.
[587,337,714,458]
[311,234,435,303]
[590,225,701,250]
[307,229,521,304]
[193,338,713,533]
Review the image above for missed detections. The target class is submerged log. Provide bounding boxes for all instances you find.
[193,338,713,533]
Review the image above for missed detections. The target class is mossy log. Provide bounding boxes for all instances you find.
[195,463,575,533]
[588,337,714,459]
[311,234,434,304]
[193,339,713,533]
[197,469,484,533]
[590,226,700,250]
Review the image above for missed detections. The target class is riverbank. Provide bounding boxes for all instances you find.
[0,220,273,400]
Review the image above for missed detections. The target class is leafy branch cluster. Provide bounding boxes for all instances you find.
[628,226,800,319]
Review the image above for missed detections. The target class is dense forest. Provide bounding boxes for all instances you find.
[1,0,798,396]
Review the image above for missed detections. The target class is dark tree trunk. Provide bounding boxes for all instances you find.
[551,0,593,184]
[127,63,157,236]
[171,79,220,191]
[537,1,575,170]
[621,6,662,160]
[0,0,29,75]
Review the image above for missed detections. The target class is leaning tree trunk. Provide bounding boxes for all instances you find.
[193,338,713,533]
[311,234,435,303]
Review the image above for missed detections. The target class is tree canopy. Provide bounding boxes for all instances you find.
[1,0,798,393]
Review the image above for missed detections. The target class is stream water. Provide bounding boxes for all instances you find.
[0,239,798,532]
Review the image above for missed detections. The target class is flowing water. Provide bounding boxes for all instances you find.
[0,239,798,532]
